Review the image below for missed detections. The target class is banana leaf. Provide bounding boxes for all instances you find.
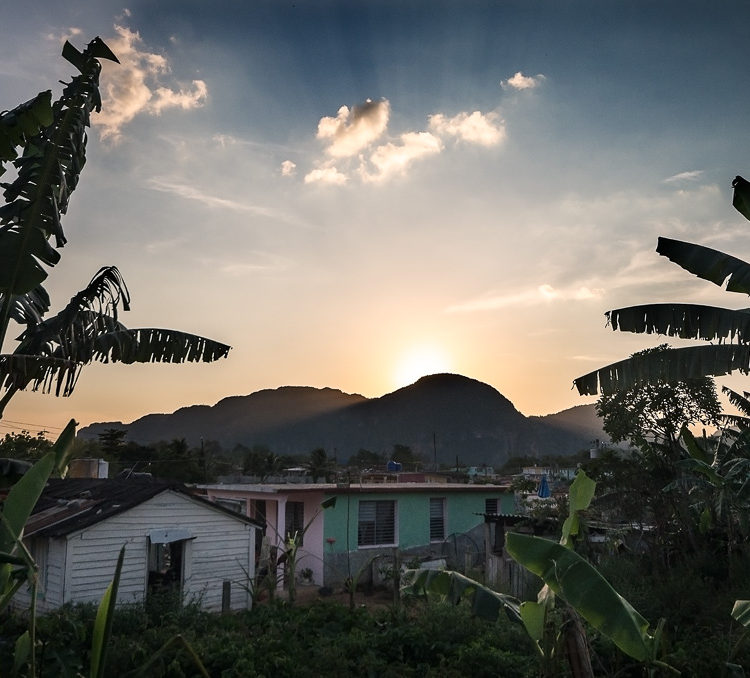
[732,176,750,223]
[657,237,750,294]
[608,304,750,343]
[402,568,521,623]
[506,533,654,662]
[574,344,750,395]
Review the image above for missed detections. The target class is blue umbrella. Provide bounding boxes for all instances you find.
[537,474,551,498]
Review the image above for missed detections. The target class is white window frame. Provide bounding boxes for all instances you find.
[357,499,397,548]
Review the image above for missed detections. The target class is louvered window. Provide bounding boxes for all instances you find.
[485,498,499,515]
[358,500,396,547]
[429,498,446,542]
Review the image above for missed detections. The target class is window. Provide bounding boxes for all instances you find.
[215,498,244,514]
[358,500,396,547]
[485,498,499,515]
[429,498,446,542]
[285,501,305,545]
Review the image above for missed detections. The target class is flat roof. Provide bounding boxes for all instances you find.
[199,482,511,494]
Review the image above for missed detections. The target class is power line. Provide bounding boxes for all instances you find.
[0,418,65,431]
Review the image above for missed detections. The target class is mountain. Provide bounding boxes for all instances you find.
[79,374,607,467]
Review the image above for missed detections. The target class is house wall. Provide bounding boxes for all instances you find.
[205,487,328,587]
[321,489,513,586]
[60,491,255,611]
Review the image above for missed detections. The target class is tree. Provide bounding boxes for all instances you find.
[242,443,280,481]
[0,429,53,460]
[596,346,721,455]
[0,38,229,420]
[97,428,127,457]
[575,176,750,396]
[306,447,332,482]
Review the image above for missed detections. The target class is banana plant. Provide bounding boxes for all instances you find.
[506,470,676,677]
[575,176,750,396]
[0,37,230,420]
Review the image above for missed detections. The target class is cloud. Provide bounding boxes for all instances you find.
[148,178,300,224]
[316,99,390,158]
[445,284,604,313]
[281,160,297,177]
[663,170,703,184]
[93,25,207,141]
[361,132,443,183]
[304,165,348,185]
[428,111,505,146]
[501,71,545,90]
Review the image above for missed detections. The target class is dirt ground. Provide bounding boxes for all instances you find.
[256,583,397,610]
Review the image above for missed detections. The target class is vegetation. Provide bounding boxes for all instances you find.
[0,37,229,421]
[574,177,750,395]
[0,598,536,678]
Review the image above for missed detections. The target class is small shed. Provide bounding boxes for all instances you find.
[13,478,262,613]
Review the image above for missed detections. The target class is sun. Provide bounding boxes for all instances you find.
[393,345,453,389]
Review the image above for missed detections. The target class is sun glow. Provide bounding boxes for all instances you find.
[393,345,453,389]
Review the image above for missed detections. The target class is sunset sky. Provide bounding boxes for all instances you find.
[2,1,750,437]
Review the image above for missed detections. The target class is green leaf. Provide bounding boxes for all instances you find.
[90,545,125,678]
[11,630,30,678]
[519,601,547,656]
[680,425,712,464]
[732,600,750,628]
[506,532,654,662]
[52,418,77,477]
[560,470,596,548]
[402,568,521,623]
[0,451,54,553]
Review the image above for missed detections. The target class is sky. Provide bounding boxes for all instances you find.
[3,0,750,438]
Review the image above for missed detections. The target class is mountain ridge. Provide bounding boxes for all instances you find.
[79,374,606,467]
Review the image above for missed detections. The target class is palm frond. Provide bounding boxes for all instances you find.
[0,354,80,395]
[732,175,750,222]
[574,344,750,396]
[608,303,750,343]
[91,328,230,364]
[657,237,750,295]
[16,267,128,357]
[0,39,113,309]
[0,286,51,327]
[0,91,53,175]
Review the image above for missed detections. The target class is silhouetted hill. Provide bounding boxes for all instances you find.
[79,374,607,467]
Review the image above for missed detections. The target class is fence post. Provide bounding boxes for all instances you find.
[222,579,231,614]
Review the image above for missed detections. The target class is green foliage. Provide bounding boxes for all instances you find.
[0,430,53,461]
[240,443,279,480]
[0,599,537,677]
[596,345,721,452]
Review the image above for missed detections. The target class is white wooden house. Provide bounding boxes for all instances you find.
[13,478,262,613]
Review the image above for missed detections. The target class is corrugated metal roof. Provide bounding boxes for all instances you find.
[23,478,262,538]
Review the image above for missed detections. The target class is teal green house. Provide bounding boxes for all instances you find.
[202,482,514,588]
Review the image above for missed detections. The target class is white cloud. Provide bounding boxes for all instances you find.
[304,166,348,185]
[281,160,297,177]
[316,99,390,158]
[663,170,703,184]
[148,178,298,223]
[429,110,505,146]
[93,25,207,141]
[361,132,443,183]
[446,284,604,313]
[501,71,545,90]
